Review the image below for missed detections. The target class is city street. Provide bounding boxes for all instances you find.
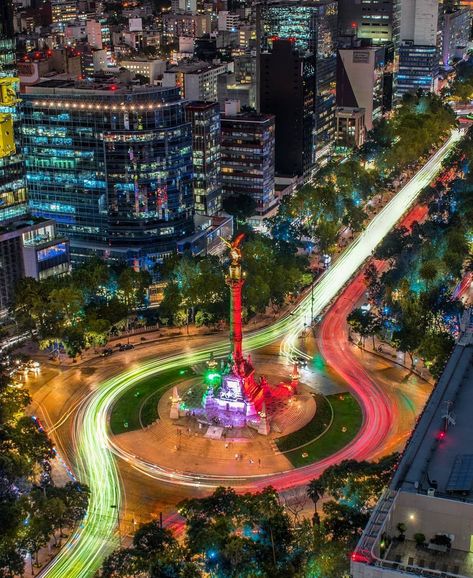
[28,130,461,578]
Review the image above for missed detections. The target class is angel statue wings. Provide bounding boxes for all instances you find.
[221,233,245,281]
[221,233,245,265]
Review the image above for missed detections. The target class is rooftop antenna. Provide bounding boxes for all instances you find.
[441,400,456,432]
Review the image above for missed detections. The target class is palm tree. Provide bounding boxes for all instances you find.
[307,479,325,524]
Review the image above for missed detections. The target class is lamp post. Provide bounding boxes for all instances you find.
[110,504,121,545]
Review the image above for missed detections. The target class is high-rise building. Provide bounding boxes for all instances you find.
[338,0,393,44]
[22,81,194,269]
[86,19,111,50]
[185,102,222,216]
[51,0,77,28]
[396,44,439,95]
[393,0,440,96]
[0,220,71,312]
[441,8,471,68]
[0,2,27,224]
[162,13,211,42]
[171,0,197,14]
[351,311,473,578]
[335,106,366,148]
[162,61,227,102]
[0,0,15,39]
[220,109,277,219]
[337,45,385,131]
[260,38,316,177]
[217,11,240,32]
[0,3,70,314]
[257,0,337,169]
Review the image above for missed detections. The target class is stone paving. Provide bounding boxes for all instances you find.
[113,373,317,477]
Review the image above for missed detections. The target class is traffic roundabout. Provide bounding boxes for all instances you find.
[43,131,461,578]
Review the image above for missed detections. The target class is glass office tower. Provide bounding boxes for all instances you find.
[0,0,28,224]
[22,81,194,268]
[257,0,337,167]
[0,1,70,314]
[185,101,222,216]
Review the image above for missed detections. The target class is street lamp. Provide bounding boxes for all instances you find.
[110,504,121,545]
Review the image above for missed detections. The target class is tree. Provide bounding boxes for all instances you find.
[11,277,47,334]
[101,548,145,577]
[0,544,24,578]
[0,362,88,575]
[303,523,349,578]
[117,268,151,311]
[307,479,325,524]
[322,501,369,545]
[419,260,440,285]
[60,482,90,527]
[133,522,176,554]
[21,516,51,567]
[222,194,257,221]
[347,308,382,348]
[374,226,410,261]
[418,330,455,378]
[84,317,111,348]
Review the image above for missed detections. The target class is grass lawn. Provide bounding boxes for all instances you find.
[275,393,332,452]
[109,367,192,435]
[276,393,363,468]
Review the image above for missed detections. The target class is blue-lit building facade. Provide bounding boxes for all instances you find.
[0,1,27,224]
[0,2,70,314]
[185,101,222,216]
[396,44,438,95]
[22,81,194,269]
[257,0,337,172]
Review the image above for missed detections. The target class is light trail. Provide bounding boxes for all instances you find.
[41,130,462,578]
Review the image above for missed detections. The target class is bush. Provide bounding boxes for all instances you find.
[430,534,451,547]
[414,533,426,546]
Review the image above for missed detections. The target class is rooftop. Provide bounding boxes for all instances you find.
[221,112,275,124]
[24,78,180,100]
[352,311,473,578]
[392,316,473,499]
[165,60,226,74]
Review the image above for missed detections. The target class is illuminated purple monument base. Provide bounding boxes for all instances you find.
[198,235,295,434]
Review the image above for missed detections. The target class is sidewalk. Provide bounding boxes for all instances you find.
[351,333,433,384]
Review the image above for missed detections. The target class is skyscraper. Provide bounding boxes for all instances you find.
[220,110,276,219]
[22,81,194,269]
[0,2,70,313]
[0,1,27,224]
[260,38,316,176]
[393,0,440,96]
[185,101,222,216]
[338,0,393,44]
[337,46,385,131]
[257,0,337,172]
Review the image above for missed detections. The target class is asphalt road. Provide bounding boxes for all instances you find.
[31,130,461,578]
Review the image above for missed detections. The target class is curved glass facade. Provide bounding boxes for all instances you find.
[22,83,194,268]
